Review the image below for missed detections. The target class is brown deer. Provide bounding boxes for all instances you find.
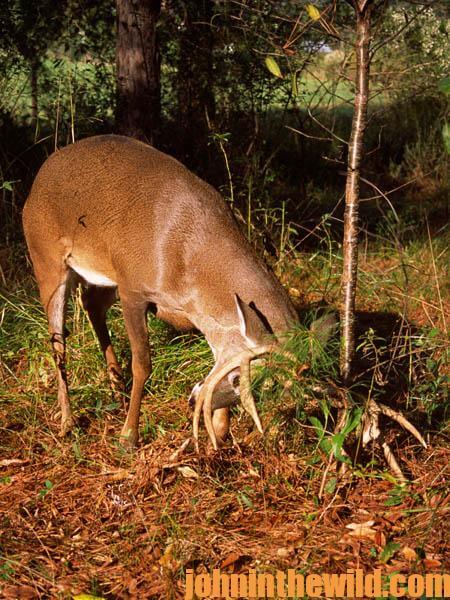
[22,134,298,449]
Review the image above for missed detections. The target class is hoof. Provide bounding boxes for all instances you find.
[111,378,125,395]
[59,415,76,437]
[119,427,138,451]
[109,367,125,391]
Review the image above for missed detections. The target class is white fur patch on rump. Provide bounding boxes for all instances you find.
[69,262,117,287]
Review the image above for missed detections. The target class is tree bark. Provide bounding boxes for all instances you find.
[115,0,161,144]
[340,1,373,383]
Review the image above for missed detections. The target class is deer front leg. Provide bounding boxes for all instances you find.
[212,407,231,446]
[189,375,234,445]
[120,298,151,449]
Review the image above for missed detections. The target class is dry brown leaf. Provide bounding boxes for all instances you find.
[374,530,387,547]
[110,468,132,481]
[0,458,28,467]
[0,585,38,599]
[401,546,418,561]
[346,519,375,529]
[177,466,199,480]
[423,557,442,569]
[349,527,378,540]
[159,543,178,572]
[221,552,241,569]
[346,520,377,540]
[276,546,295,558]
[127,578,138,594]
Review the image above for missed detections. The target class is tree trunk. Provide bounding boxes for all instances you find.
[177,0,215,174]
[115,0,161,144]
[340,1,373,383]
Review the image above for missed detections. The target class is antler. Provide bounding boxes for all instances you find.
[193,344,280,450]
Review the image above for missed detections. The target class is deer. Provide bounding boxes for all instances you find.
[23,134,426,474]
[22,134,298,450]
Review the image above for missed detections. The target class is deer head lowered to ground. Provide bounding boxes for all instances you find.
[22,134,299,449]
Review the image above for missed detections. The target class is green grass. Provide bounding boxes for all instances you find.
[1,227,447,454]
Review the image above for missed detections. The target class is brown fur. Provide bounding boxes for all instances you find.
[23,135,297,446]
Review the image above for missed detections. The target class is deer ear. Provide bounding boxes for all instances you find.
[235,294,271,348]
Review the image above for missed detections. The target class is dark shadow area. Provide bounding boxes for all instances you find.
[353,310,447,426]
[294,304,447,433]
[2,95,449,252]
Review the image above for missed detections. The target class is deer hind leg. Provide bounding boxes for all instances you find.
[81,285,124,392]
[119,297,151,448]
[36,263,75,436]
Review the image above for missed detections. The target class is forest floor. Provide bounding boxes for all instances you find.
[0,236,448,599]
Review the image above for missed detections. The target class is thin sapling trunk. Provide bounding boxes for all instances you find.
[340,1,373,383]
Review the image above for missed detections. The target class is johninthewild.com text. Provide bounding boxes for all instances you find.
[185,568,449,599]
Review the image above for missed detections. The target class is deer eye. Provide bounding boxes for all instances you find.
[231,375,240,389]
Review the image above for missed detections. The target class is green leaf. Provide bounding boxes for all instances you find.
[384,485,407,506]
[437,77,450,95]
[39,479,54,498]
[1,181,13,191]
[330,433,351,463]
[324,477,337,494]
[442,122,450,154]
[265,56,283,79]
[309,416,324,435]
[320,438,332,455]
[330,432,345,456]
[238,492,254,509]
[379,542,400,563]
[381,472,403,485]
[319,399,330,419]
[384,494,403,507]
[341,408,363,436]
[306,4,321,21]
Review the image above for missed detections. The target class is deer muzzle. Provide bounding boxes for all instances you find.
[192,343,282,450]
